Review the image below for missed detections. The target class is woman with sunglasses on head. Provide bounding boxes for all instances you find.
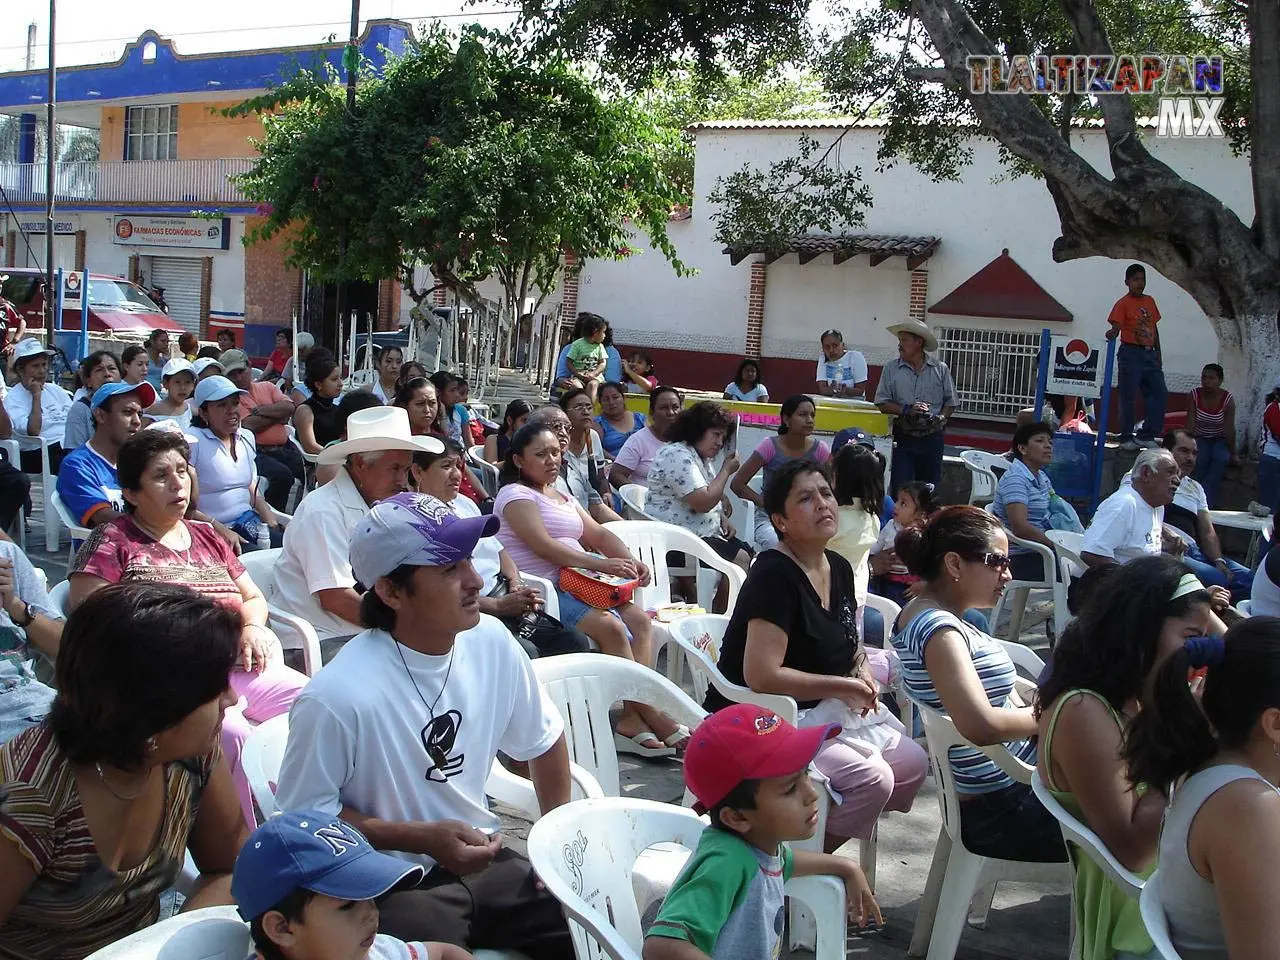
[891,506,1067,864]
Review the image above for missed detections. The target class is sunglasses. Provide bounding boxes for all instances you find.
[970,551,1012,572]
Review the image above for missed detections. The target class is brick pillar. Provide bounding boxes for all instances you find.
[745,260,767,358]
[560,250,581,328]
[908,268,929,321]
[433,281,447,307]
[74,231,86,271]
[199,257,213,336]
[377,278,401,330]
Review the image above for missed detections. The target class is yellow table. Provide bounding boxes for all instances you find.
[622,390,892,438]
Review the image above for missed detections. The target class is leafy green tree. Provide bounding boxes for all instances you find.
[230,25,688,325]
[517,0,1279,432]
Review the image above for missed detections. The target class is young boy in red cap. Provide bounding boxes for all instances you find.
[643,704,881,960]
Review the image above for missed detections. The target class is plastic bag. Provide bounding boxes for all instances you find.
[1059,411,1094,434]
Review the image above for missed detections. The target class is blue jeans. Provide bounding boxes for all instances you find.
[1117,344,1167,442]
[1258,455,1280,513]
[890,430,945,493]
[1183,541,1253,603]
[1193,436,1231,508]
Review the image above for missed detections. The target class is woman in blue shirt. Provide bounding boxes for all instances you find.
[594,381,646,457]
[991,421,1057,582]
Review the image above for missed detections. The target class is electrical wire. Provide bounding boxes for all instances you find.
[0,183,42,271]
[0,9,521,55]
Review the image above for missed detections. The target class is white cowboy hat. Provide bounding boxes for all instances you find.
[886,318,938,353]
[317,406,444,465]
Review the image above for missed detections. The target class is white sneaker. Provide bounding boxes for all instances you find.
[1249,501,1273,517]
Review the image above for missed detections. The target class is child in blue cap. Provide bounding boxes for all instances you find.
[234,812,472,960]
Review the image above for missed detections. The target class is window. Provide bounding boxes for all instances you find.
[125,105,178,161]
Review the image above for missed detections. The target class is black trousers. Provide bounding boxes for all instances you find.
[19,443,65,476]
[0,462,30,531]
[377,848,573,960]
[255,444,304,512]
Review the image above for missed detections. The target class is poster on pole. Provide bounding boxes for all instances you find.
[1047,336,1107,399]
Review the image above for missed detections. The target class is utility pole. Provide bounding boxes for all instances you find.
[44,0,56,344]
[25,23,36,70]
[334,0,360,352]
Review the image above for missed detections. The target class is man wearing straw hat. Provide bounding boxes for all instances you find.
[274,407,443,657]
[874,319,958,493]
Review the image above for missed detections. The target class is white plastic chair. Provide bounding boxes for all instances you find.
[0,437,26,548]
[522,572,560,620]
[241,713,603,829]
[237,548,323,676]
[526,797,849,960]
[602,519,746,678]
[905,694,1071,960]
[1139,872,1184,960]
[1031,770,1144,905]
[1046,529,1086,571]
[49,490,91,574]
[468,448,499,498]
[84,905,249,960]
[253,475,293,527]
[984,504,1059,644]
[960,450,1008,506]
[14,435,61,552]
[614,485,700,597]
[46,579,69,619]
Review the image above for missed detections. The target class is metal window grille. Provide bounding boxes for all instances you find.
[936,326,1043,421]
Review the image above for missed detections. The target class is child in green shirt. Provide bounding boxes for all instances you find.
[643,704,881,960]
[566,313,608,404]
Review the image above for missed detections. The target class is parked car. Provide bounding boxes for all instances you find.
[0,268,182,335]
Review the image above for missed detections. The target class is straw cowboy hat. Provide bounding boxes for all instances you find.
[886,318,938,353]
[317,406,444,465]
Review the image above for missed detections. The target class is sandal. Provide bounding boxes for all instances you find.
[663,724,692,754]
[614,729,676,759]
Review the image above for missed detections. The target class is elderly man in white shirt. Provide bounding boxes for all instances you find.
[273,406,442,658]
[1082,447,1180,567]
[3,339,73,474]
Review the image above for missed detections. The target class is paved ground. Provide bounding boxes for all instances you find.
[23,471,1071,960]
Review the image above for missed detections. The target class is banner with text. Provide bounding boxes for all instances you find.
[111,215,230,250]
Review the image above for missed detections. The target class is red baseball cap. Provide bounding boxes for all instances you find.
[685,704,840,814]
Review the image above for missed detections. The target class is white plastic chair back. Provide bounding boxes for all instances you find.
[50,490,91,573]
[236,548,323,676]
[238,548,280,599]
[241,714,290,823]
[1139,872,1183,960]
[527,797,849,960]
[1046,529,1086,569]
[603,519,745,614]
[522,572,560,620]
[83,906,248,960]
[1031,770,1143,898]
[469,452,499,498]
[46,580,70,619]
[960,449,1008,505]
[532,653,705,796]
[469,443,489,464]
[864,591,902,637]
[983,503,1059,642]
[253,476,293,526]
[0,438,24,548]
[666,615,798,722]
[616,484,654,521]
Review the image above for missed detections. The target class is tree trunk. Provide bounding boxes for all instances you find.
[1209,295,1280,449]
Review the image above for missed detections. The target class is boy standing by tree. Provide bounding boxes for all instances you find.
[643,704,880,960]
[1106,264,1167,452]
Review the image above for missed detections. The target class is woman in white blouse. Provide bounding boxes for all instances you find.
[3,339,73,473]
[645,401,752,595]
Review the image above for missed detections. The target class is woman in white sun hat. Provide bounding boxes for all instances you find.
[3,338,73,473]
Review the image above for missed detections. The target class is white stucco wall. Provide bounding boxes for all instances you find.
[572,123,1253,392]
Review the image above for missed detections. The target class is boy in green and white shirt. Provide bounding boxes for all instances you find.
[643,704,881,960]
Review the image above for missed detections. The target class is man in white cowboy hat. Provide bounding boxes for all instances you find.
[3,338,74,474]
[874,318,958,492]
[273,406,443,654]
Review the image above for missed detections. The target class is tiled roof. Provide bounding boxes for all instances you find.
[929,248,1072,322]
[725,233,940,268]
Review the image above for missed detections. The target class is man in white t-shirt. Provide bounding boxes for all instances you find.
[273,492,572,956]
[1082,447,1179,567]
[815,329,869,398]
[274,407,442,650]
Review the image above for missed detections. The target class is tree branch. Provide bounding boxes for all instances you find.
[1248,0,1280,260]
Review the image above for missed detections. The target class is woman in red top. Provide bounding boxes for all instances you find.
[259,328,292,383]
[65,428,306,826]
[1186,362,1237,507]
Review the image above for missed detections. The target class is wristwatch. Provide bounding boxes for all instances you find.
[11,601,34,628]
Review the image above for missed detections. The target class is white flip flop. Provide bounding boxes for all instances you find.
[614,729,676,759]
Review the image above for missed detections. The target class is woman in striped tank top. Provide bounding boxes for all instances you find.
[0,583,247,960]
[1186,363,1237,507]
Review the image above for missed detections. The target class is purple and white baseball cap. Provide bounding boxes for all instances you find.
[349,492,500,586]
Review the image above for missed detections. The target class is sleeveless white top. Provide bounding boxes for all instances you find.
[1158,763,1280,960]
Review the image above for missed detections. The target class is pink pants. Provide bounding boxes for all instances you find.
[810,647,929,840]
[223,657,307,826]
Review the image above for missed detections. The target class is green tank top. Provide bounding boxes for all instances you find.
[1043,689,1155,960]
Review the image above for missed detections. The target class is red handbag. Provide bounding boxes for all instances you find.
[559,557,641,609]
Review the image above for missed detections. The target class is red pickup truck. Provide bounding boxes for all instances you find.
[0,268,182,337]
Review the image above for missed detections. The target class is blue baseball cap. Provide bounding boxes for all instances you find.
[832,427,875,453]
[349,492,499,587]
[193,374,247,407]
[90,380,157,411]
[232,811,424,921]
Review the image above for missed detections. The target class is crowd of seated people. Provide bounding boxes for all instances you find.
[4,314,1280,960]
